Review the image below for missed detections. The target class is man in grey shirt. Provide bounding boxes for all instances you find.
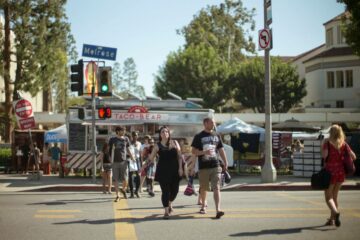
[109,126,135,202]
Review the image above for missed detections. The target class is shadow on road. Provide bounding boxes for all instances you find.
[27,197,113,205]
[229,225,336,237]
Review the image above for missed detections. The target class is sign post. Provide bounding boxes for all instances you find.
[260,0,276,183]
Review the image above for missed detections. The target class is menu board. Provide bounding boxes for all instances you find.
[68,123,86,151]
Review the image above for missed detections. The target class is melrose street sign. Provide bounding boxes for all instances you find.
[82,44,117,61]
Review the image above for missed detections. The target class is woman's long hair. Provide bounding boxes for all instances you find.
[329,124,345,149]
[102,142,109,153]
[158,126,170,147]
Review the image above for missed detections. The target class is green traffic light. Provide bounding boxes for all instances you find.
[101,84,109,92]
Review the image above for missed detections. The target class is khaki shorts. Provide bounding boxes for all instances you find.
[198,167,222,191]
[112,161,128,182]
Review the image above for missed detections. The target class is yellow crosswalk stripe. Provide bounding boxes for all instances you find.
[34,214,76,219]
[114,200,138,240]
[34,209,81,219]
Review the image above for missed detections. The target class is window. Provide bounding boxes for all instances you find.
[336,101,344,108]
[326,28,333,47]
[345,70,353,87]
[336,71,344,88]
[337,26,345,44]
[327,71,335,88]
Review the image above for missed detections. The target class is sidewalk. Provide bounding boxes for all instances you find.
[1,173,360,192]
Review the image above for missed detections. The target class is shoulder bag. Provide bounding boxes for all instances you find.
[311,141,331,190]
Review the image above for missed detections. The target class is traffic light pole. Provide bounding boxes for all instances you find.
[261,0,276,183]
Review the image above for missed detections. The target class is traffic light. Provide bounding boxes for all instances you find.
[98,106,111,119]
[98,67,112,96]
[70,59,84,96]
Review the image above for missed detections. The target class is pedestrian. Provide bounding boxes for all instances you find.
[100,142,112,194]
[148,126,183,219]
[109,126,135,202]
[128,132,141,198]
[15,145,23,173]
[29,143,41,175]
[322,124,356,227]
[191,117,228,219]
[141,139,156,197]
[49,143,61,175]
[139,135,151,193]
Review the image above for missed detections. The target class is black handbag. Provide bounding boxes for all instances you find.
[311,168,331,190]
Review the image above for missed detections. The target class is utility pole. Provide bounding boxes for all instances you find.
[261,0,277,182]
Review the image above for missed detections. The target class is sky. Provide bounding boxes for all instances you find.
[66,0,346,97]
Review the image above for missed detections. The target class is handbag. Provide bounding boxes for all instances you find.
[343,144,355,176]
[311,168,331,190]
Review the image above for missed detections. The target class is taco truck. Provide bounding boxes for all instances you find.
[65,97,215,173]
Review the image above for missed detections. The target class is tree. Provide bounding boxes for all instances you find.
[229,57,306,113]
[154,0,255,110]
[112,58,145,99]
[0,0,74,142]
[179,0,255,63]
[154,44,231,110]
[338,0,360,56]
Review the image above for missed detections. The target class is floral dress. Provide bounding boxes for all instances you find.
[323,142,346,184]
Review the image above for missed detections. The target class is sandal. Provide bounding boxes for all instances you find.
[325,219,334,226]
[216,211,225,219]
[199,208,207,214]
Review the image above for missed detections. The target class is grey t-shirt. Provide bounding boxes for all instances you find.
[109,136,130,163]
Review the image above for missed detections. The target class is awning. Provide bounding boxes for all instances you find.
[44,124,67,143]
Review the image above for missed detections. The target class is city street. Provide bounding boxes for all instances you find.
[1,190,360,240]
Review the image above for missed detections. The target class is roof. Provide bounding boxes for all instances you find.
[303,47,355,63]
[291,44,325,62]
[323,11,349,26]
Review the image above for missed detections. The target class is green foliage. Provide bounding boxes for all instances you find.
[154,44,231,110]
[338,0,360,56]
[154,0,255,110]
[230,57,306,113]
[112,58,145,99]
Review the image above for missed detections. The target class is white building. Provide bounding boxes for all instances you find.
[292,12,360,111]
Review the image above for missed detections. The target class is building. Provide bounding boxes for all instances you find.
[292,12,360,111]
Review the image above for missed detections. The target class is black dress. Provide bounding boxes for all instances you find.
[155,142,180,183]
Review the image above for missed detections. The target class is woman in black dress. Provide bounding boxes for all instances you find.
[148,126,183,219]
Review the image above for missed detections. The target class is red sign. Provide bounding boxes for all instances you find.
[128,106,148,113]
[14,99,33,118]
[13,99,35,130]
[19,117,36,130]
[258,28,271,50]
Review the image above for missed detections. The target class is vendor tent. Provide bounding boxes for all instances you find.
[44,124,67,143]
[216,117,265,141]
[272,118,320,132]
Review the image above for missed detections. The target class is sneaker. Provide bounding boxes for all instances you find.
[135,192,140,198]
[114,196,120,202]
[149,192,155,197]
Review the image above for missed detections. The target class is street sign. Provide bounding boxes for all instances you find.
[258,28,271,50]
[13,99,35,130]
[82,44,117,61]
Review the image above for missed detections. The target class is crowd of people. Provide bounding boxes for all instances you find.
[99,117,229,219]
[15,142,62,176]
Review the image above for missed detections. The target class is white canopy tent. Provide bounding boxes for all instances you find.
[216,117,265,141]
[44,124,67,143]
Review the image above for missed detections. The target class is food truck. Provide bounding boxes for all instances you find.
[66,97,214,172]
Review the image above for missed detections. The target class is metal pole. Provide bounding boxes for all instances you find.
[91,63,97,183]
[261,0,276,183]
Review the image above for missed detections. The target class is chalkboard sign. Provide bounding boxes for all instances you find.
[68,123,86,151]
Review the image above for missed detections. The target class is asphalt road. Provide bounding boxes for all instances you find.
[1,190,360,240]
